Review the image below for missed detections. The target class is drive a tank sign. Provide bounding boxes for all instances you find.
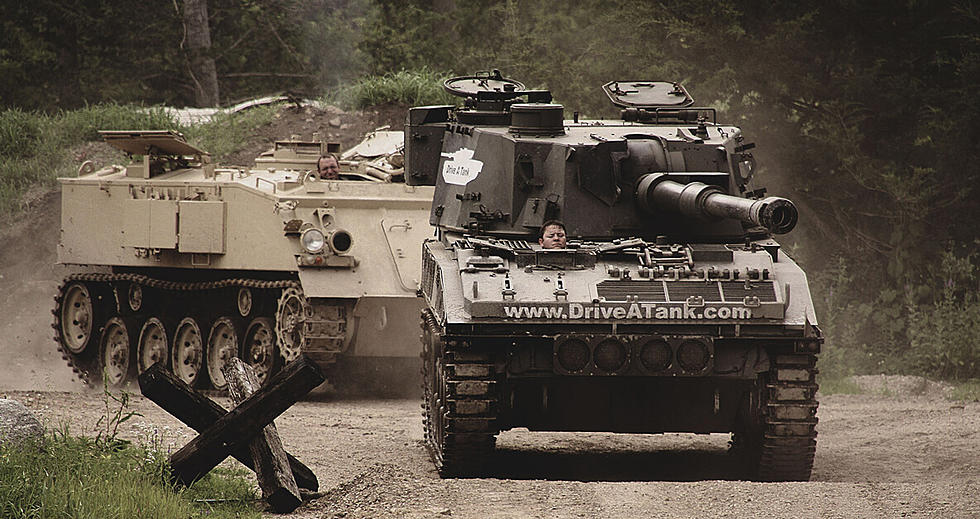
[500,302,755,320]
[440,148,483,185]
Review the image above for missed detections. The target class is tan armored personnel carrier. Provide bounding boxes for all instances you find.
[54,129,433,390]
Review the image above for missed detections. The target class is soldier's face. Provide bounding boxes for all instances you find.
[318,157,340,179]
[539,224,567,249]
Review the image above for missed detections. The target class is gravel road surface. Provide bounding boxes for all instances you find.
[5,387,978,518]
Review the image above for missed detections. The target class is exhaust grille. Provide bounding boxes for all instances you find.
[596,281,666,301]
[598,280,777,303]
[666,283,722,301]
[720,281,777,302]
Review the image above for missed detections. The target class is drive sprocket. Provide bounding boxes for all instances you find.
[276,287,311,363]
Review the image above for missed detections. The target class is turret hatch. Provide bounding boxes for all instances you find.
[602,81,694,109]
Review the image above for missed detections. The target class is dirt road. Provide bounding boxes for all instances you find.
[5,387,978,518]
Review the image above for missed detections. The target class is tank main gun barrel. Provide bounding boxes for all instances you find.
[635,173,798,234]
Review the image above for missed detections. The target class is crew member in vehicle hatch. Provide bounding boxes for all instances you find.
[539,220,567,249]
[317,153,341,180]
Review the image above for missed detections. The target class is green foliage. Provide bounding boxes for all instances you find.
[0,0,375,109]
[181,104,280,162]
[0,386,259,518]
[0,109,43,158]
[816,375,863,396]
[0,430,259,519]
[0,104,179,218]
[94,379,143,451]
[949,379,980,402]
[182,467,263,510]
[0,2,182,109]
[328,69,457,110]
[907,250,980,379]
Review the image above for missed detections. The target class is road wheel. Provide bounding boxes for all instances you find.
[137,317,170,374]
[207,316,240,390]
[58,282,100,355]
[242,317,280,386]
[172,317,205,387]
[99,316,136,388]
[54,280,113,386]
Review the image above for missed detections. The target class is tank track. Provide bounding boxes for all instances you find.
[53,272,298,387]
[421,308,498,477]
[732,352,819,481]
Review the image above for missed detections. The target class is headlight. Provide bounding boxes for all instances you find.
[300,228,326,253]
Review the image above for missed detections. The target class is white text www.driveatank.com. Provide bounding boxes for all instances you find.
[502,303,753,320]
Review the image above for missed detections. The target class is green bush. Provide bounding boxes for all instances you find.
[52,104,178,146]
[0,108,44,158]
[907,250,980,379]
[817,248,980,381]
[181,103,279,161]
[329,69,457,110]
[950,379,980,401]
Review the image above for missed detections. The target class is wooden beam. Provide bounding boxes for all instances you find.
[223,358,301,513]
[168,355,324,485]
[138,363,318,491]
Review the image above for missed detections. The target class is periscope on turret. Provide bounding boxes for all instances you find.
[407,71,822,481]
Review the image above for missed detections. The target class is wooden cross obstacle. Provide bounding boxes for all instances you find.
[138,354,325,513]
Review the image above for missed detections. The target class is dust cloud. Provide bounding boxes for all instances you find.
[0,189,83,391]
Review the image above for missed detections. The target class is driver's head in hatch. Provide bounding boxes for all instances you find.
[317,153,341,180]
[539,220,567,249]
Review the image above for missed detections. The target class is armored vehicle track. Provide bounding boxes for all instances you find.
[53,272,348,389]
[421,308,499,476]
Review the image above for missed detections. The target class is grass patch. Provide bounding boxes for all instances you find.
[816,375,863,396]
[0,428,260,519]
[181,104,279,162]
[0,102,279,220]
[949,379,980,402]
[0,104,178,218]
[328,68,457,110]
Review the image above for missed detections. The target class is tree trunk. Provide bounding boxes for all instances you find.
[183,0,220,106]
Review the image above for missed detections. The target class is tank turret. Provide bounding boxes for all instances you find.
[408,76,800,241]
[409,73,822,482]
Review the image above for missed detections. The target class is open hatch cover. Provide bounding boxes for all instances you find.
[99,130,208,157]
[602,81,695,109]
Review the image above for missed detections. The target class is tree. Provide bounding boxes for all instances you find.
[183,0,220,106]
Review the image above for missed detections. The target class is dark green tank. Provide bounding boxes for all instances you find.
[406,71,821,481]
